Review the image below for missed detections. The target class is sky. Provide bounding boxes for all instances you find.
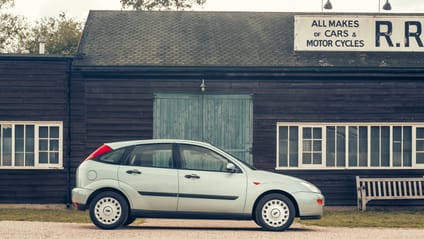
[4,0,424,23]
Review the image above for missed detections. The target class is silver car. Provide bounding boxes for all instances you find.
[72,139,324,231]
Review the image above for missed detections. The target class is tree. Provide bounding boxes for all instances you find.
[0,0,29,53]
[120,0,206,11]
[23,13,83,55]
[0,0,13,9]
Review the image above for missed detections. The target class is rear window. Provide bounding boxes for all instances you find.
[95,148,126,164]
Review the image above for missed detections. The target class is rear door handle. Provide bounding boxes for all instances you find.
[126,169,142,175]
[184,174,200,179]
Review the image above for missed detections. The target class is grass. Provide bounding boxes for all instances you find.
[0,208,147,225]
[0,208,91,223]
[299,208,424,228]
[1,208,424,228]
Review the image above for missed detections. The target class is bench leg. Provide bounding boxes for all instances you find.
[361,199,367,211]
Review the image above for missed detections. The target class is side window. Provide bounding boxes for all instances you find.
[179,144,231,172]
[97,148,126,164]
[127,144,173,168]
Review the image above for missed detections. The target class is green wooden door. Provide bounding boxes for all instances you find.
[154,93,253,164]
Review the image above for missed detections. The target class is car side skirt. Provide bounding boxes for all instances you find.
[131,209,252,220]
[300,215,321,220]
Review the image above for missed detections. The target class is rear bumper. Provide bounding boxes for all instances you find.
[71,187,93,211]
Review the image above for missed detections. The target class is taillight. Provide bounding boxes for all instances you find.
[85,145,113,161]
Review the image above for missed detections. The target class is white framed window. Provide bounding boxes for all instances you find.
[277,123,423,170]
[0,122,63,169]
[300,127,324,168]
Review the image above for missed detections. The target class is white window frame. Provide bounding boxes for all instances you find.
[276,122,424,170]
[0,121,63,170]
[299,126,325,168]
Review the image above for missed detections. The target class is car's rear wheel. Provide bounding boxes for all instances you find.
[255,193,295,231]
[89,191,129,229]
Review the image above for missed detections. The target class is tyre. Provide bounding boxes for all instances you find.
[89,191,129,229]
[123,216,137,226]
[254,193,295,231]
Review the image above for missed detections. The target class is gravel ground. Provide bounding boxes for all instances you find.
[1,219,423,239]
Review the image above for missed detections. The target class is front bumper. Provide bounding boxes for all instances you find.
[71,187,93,211]
[293,191,324,219]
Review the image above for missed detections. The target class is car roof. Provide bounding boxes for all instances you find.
[105,139,213,150]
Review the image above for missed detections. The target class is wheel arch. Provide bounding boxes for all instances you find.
[252,190,300,220]
[86,187,131,211]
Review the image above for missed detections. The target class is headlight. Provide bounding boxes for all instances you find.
[300,182,321,193]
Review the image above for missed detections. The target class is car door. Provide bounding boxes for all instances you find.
[177,144,247,213]
[117,143,178,211]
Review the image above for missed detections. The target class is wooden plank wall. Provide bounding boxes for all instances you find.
[76,75,424,205]
[0,58,70,203]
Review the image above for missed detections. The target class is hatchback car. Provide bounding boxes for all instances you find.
[72,139,324,231]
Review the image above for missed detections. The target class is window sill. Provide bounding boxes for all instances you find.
[0,167,64,170]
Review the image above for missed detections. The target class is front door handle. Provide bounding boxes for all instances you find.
[184,174,200,179]
[126,169,142,175]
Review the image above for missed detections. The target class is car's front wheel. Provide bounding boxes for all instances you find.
[89,191,129,229]
[255,193,295,231]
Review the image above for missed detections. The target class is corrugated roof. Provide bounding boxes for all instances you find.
[75,11,424,68]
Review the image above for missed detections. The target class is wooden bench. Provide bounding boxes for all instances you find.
[356,176,424,211]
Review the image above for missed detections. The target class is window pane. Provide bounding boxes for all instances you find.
[303,140,312,151]
[39,140,48,151]
[50,140,59,151]
[39,152,48,164]
[417,128,424,138]
[279,127,288,167]
[26,125,34,153]
[313,128,322,139]
[15,125,24,138]
[393,141,402,167]
[100,148,126,164]
[25,153,34,166]
[416,140,424,151]
[313,140,322,152]
[381,126,390,167]
[393,126,402,167]
[349,126,358,167]
[50,152,59,164]
[371,126,380,167]
[326,127,335,167]
[50,127,59,138]
[39,127,48,138]
[129,144,173,168]
[403,126,412,167]
[337,127,346,167]
[313,153,322,164]
[2,126,12,166]
[303,128,312,139]
[417,153,424,164]
[15,153,24,166]
[15,139,24,153]
[289,127,298,167]
[359,126,368,167]
[15,125,24,153]
[303,153,312,164]
[180,144,229,172]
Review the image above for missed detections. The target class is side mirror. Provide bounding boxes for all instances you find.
[226,163,236,173]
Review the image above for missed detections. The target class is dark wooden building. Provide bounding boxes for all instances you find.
[0,55,72,203]
[2,11,424,206]
[71,11,424,206]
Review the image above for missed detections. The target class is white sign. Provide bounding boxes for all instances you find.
[294,15,424,52]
